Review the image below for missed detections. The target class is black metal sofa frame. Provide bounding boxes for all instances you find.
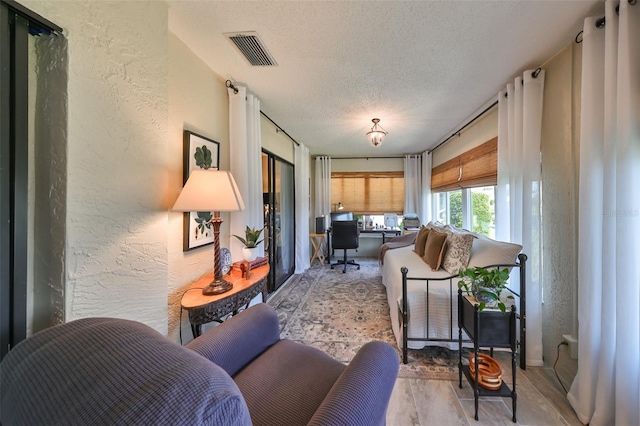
[399,253,528,370]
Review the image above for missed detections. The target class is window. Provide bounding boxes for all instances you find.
[432,187,495,238]
[434,190,461,226]
[470,186,495,238]
[331,171,404,215]
[430,137,497,238]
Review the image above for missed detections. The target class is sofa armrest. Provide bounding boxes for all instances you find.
[186,303,280,377]
[308,341,399,426]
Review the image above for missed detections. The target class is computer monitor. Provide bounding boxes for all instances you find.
[330,211,353,223]
[384,213,398,228]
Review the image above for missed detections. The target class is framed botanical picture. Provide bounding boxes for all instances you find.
[182,130,221,251]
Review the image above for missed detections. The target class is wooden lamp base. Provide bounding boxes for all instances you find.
[202,212,233,295]
[202,278,233,295]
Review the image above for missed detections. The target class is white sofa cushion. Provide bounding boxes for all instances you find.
[468,236,523,267]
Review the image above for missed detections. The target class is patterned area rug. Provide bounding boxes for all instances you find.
[268,258,468,380]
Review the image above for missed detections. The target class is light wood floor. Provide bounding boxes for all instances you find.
[387,347,580,425]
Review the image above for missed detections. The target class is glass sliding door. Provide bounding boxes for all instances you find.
[262,151,295,292]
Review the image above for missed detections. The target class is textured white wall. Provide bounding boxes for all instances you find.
[432,107,498,167]
[261,116,294,163]
[24,0,170,333]
[540,43,581,365]
[167,32,231,343]
[260,118,297,192]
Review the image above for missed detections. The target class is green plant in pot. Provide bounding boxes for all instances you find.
[458,266,513,312]
[233,226,264,261]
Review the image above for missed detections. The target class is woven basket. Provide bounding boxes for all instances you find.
[469,353,503,390]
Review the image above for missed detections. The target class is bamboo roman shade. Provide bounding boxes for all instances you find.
[431,137,497,192]
[331,172,404,214]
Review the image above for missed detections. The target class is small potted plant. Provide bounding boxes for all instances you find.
[458,266,513,312]
[233,226,264,261]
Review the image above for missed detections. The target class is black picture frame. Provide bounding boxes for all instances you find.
[182,130,221,251]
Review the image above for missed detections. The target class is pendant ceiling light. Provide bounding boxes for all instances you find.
[366,118,388,147]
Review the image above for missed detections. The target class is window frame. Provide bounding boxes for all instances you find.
[432,186,496,238]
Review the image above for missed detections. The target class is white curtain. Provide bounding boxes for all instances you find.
[567,2,640,424]
[314,156,331,217]
[295,144,311,273]
[421,151,432,225]
[280,165,294,273]
[228,86,263,261]
[404,153,432,225]
[496,69,545,367]
[404,155,421,217]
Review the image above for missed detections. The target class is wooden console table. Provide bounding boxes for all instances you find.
[181,264,269,338]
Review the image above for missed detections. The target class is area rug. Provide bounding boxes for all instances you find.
[268,258,468,380]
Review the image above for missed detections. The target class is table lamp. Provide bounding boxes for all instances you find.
[172,170,245,295]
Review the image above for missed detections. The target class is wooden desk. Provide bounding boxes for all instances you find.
[181,264,269,338]
[360,228,402,243]
[325,227,402,259]
[309,233,326,265]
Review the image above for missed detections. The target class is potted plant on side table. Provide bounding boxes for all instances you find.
[458,266,513,312]
[233,226,264,261]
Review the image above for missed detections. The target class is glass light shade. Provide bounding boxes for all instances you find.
[172,170,245,212]
[366,118,387,147]
[368,131,385,147]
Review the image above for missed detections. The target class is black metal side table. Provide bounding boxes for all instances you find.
[458,291,517,422]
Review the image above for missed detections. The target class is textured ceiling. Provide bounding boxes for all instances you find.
[168,0,603,157]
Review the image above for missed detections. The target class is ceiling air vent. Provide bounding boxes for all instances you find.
[224,31,278,67]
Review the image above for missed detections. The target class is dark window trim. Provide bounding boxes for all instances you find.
[2,0,62,35]
[0,0,61,360]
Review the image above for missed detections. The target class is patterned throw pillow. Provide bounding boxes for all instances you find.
[441,229,476,275]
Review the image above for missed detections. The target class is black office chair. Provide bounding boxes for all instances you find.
[330,220,360,273]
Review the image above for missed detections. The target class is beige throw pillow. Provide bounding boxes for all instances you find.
[441,230,476,275]
[423,229,447,271]
[413,227,430,258]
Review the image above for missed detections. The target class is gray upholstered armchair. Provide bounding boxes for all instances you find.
[0,303,399,426]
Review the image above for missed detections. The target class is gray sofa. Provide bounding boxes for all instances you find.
[0,303,399,425]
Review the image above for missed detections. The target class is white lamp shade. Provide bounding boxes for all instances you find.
[172,170,245,212]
